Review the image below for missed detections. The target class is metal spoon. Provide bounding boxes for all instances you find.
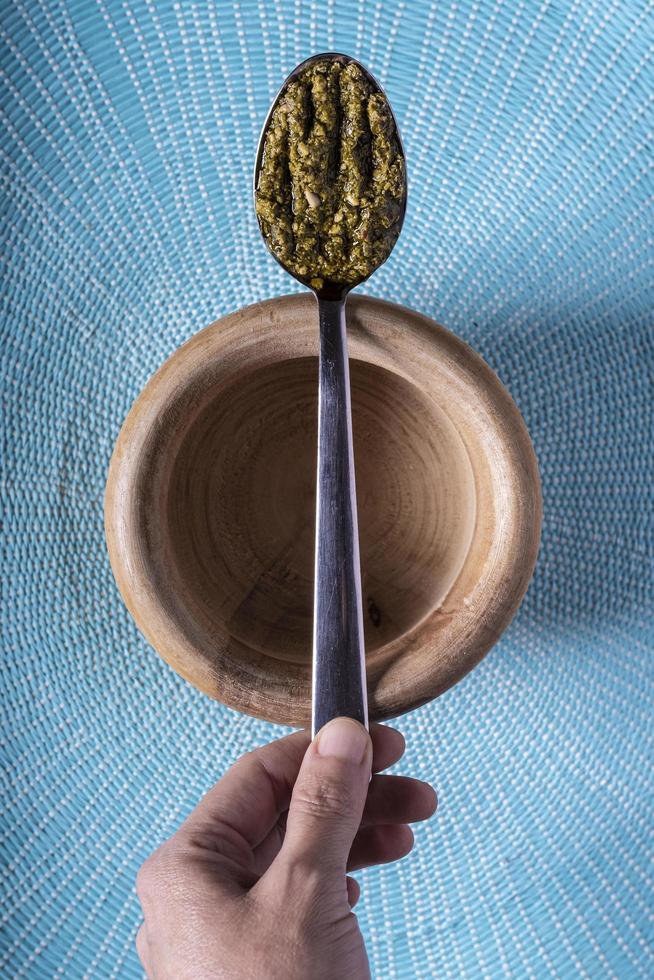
[253,53,407,736]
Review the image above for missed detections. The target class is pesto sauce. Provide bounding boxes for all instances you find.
[255,57,406,291]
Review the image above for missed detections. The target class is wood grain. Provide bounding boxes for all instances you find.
[104,294,542,726]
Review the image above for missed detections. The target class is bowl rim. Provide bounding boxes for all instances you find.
[105,293,542,726]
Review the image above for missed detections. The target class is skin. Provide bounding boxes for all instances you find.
[136,717,437,979]
[255,58,406,291]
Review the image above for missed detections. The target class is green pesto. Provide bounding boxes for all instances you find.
[255,57,406,291]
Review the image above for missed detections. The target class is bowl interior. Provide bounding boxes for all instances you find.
[165,356,476,668]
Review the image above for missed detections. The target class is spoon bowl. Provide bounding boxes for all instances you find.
[253,52,407,299]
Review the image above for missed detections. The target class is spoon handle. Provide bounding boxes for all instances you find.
[312,297,368,737]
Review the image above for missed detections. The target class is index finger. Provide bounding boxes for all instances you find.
[180,728,310,852]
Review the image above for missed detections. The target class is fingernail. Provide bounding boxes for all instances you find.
[316,718,369,764]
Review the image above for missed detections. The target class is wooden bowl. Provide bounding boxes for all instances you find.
[105,294,541,726]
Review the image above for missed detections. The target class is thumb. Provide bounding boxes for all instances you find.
[272,717,372,882]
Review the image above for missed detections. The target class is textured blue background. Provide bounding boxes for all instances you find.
[2,0,653,977]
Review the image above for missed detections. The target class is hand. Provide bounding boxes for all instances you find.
[136,717,437,979]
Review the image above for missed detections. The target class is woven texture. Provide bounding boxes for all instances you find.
[2,1,653,976]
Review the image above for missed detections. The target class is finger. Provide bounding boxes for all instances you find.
[180,729,311,852]
[253,771,435,875]
[248,726,406,876]
[346,875,361,907]
[251,727,410,869]
[370,724,405,773]
[135,925,151,975]
[251,815,287,877]
[361,774,437,826]
[347,824,415,872]
[267,718,372,884]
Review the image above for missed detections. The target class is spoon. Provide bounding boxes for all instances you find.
[253,53,407,735]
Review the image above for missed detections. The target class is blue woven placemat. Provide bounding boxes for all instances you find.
[2,1,653,977]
